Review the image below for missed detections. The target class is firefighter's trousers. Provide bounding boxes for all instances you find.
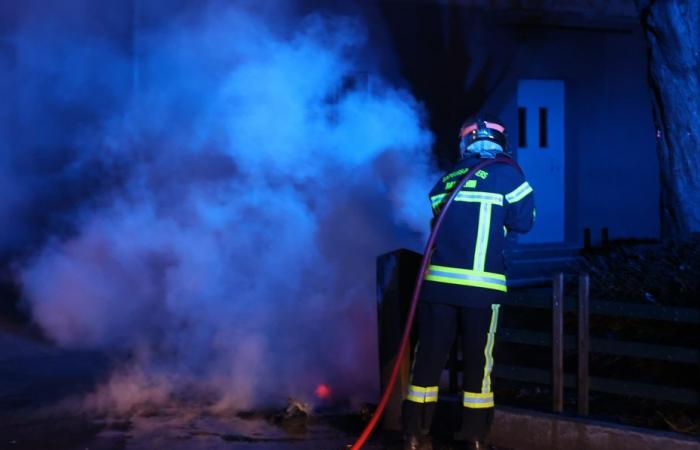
[402,301,500,441]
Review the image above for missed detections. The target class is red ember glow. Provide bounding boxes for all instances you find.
[315,384,331,400]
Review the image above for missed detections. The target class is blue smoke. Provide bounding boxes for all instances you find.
[7,1,436,411]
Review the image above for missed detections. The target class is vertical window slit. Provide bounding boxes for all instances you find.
[539,107,548,148]
[518,107,526,148]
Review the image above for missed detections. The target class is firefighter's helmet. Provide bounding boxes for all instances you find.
[459,115,508,158]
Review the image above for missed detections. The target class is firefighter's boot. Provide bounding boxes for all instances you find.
[403,434,433,450]
[459,441,490,450]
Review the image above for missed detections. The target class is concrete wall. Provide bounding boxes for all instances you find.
[490,406,700,450]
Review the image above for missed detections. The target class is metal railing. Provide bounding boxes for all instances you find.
[491,272,700,412]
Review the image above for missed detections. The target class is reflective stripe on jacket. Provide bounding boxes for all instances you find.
[421,156,535,307]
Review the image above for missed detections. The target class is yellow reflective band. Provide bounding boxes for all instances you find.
[424,265,507,292]
[473,202,493,272]
[425,275,507,291]
[481,304,500,394]
[406,385,439,403]
[425,265,505,279]
[432,185,490,210]
[463,391,494,409]
[505,181,533,203]
[454,191,503,206]
[489,304,500,333]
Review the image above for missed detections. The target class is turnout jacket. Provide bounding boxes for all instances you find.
[421,156,535,308]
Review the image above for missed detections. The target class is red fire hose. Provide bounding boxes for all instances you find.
[350,154,523,450]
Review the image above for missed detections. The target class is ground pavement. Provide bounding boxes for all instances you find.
[0,330,509,450]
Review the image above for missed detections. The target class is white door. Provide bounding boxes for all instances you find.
[516,80,565,243]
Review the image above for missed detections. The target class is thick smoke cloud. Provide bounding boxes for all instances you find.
[9,1,436,411]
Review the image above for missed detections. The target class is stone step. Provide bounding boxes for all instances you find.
[504,243,582,260]
[504,243,584,287]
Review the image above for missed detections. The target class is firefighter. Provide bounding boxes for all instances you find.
[402,115,535,450]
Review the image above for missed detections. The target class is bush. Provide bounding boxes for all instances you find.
[583,235,700,307]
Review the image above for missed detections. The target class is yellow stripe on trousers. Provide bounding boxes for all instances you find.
[480,304,500,395]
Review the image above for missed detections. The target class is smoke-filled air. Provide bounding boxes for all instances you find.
[5,1,437,413]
